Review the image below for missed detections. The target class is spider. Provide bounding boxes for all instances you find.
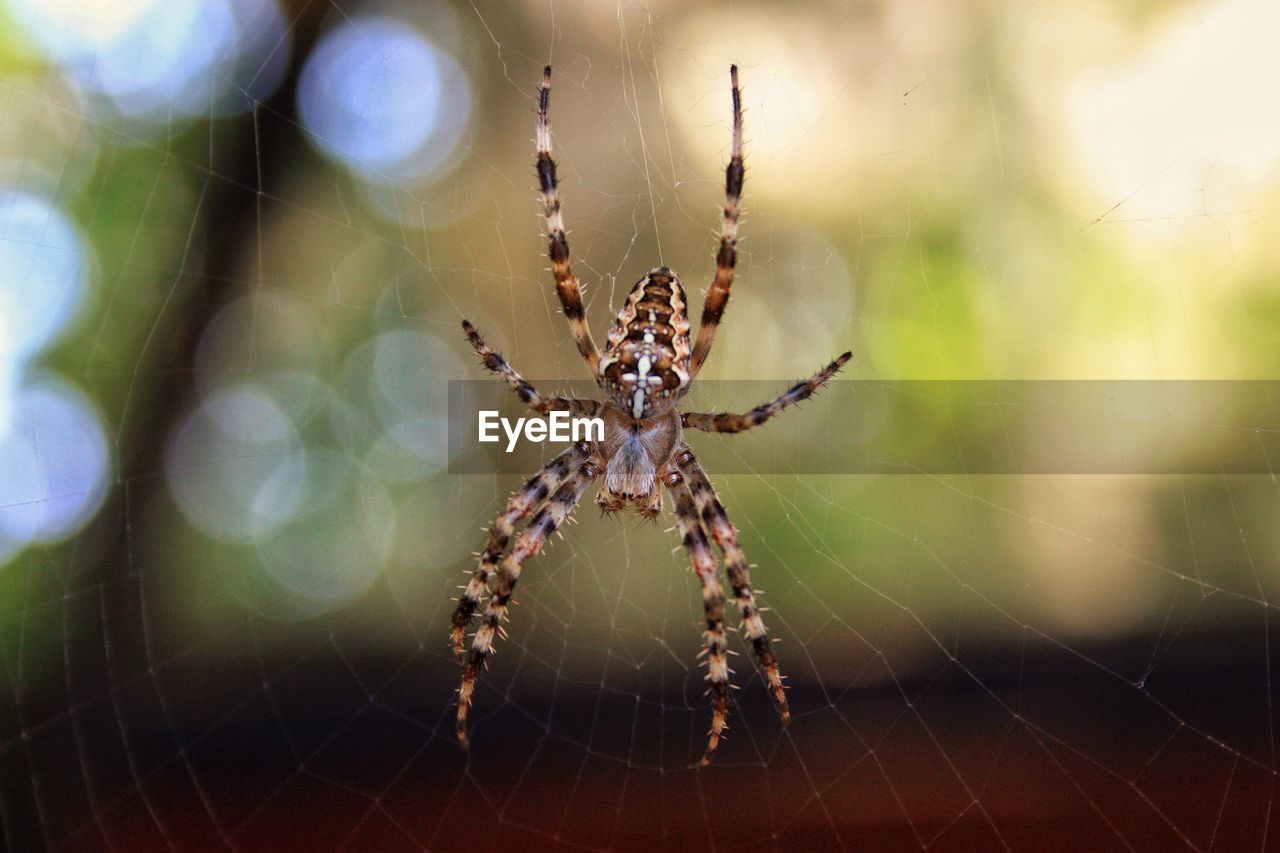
[452,65,850,765]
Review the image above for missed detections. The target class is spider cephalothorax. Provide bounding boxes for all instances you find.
[452,65,850,765]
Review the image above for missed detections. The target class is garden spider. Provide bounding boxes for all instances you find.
[452,66,850,765]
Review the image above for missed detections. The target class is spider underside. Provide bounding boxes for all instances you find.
[452,65,850,766]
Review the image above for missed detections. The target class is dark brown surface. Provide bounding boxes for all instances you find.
[7,573,1275,852]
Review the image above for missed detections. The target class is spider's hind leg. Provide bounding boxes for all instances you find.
[456,449,600,746]
[662,466,731,766]
[449,442,588,661]
[675,446,790,725]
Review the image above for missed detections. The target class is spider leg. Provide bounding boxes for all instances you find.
[689,65,744,379]
[462,320,599,417]
[662,466,731,766]
[674,447,790,725]
[449,442,590,661]
[682,351,851,433]
[456,452,600,746]
[536,66,602,379]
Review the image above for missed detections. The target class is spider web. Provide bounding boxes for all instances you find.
[4,0,1280,849]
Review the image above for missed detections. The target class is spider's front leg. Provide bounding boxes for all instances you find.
[662,466,731,766]
[536,67,602,378]
[674,447,790,725]
[689,65,745,379]
[456,450,600,746]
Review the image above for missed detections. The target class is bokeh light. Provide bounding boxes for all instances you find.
[0,74,96,201]
[253,449,395,617]
[0,187,107,562]
[214,0,292,116]
[9,0,289,123]
[297,15,471,182]
[1068,0,1280,236]
[0,376,110,546]
[370,329,458,476]
[335,329,462,482]
[665,11,866,212]
[0,190,87,370]
[165,384,306,543]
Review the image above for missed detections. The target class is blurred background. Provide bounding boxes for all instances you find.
[3,0,1280,848]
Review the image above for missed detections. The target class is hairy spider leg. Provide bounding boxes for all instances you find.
[462,319,599,416]
[663,466,732,766]
[449,442,591,661]
[676,448,789,723]
[689,65,744,380]
[456,454,600,745]
[681,352,851,433]
[537,67,602,379]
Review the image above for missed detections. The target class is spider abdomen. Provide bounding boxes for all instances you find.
[598,266,691,419]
